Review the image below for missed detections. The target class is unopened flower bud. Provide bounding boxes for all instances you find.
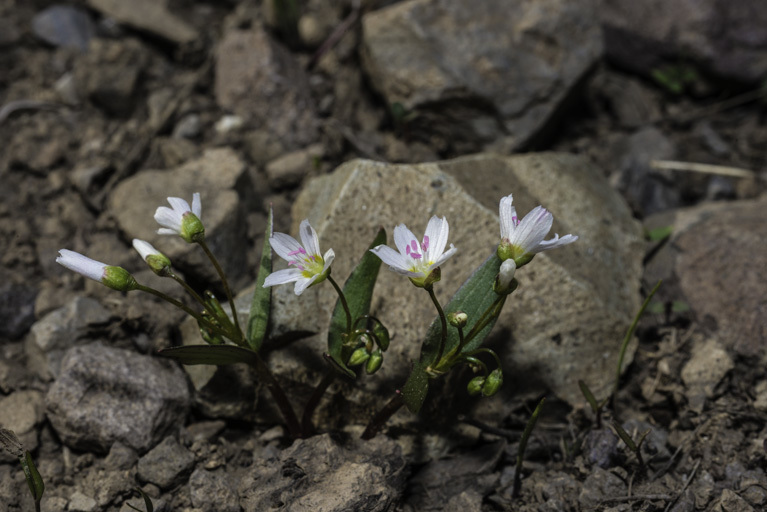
[448,311,468,328]
[493,259,517,295]
[133,239,172,276]
[467,376,485,396]
[365,350,383,374]
[56,249,138,292]
[482,368,503,397]
[348,347,370,367]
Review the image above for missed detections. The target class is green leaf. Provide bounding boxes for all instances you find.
[420,253,503,366]
[21,451,44,503]
[247,207,273,352]
[578,380,600,414]
[158,345,259,367]
[126,488,154,512]
[401,361,429,413]
[327,228,386,378]
[615,280,662,394]
[612,421,637,451]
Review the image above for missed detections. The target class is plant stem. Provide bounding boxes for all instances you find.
[198,240,243,341]
[169,271,208,311]
[513,397,546,498]
[300,370,335,436]
[427,286,448,365]
[361,393,404,440]
[135,284,230,341]
[251,354,302,439]
[327,274,352,335]
[464,295,506,347]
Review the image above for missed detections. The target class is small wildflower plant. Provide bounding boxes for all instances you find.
[56,191,577,439]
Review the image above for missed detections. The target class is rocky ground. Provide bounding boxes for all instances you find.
[1,0,767,511]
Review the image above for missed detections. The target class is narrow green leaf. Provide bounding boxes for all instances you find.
[126,488,154,512]
[401,361,429,413]
[158,345,259,367]
[420,253,502,366]
[612,421,637,451]
[21,451,44,502]
[327,228,386,378]
[636,429,651,450]
[247,207,273,352]
[578,380,600,414]
[646,225,673,242]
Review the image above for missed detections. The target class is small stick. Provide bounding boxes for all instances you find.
[650,160,755,178]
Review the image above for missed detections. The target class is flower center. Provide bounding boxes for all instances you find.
[287,247,325,277]
[405,236,434,273]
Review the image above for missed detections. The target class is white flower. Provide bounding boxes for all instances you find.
[56,249,137,291]
[263,219,335,295]
[498,194,577,266]
[154,193,204,243]
[132,239,171,275]
[370,216,457,287]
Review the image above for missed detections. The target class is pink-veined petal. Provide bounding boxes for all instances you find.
[513,206,552,251]
[499,195,518,239]
[393,224,418,256]
[299,220,321,257]
[423,216,449,262]
[321,248,335,273]
[534,233,578,252]
[293,275,318,295]
[431,244,457,268]
[263,268,303,287]
[370,245,408,270]
[270,232,304,262]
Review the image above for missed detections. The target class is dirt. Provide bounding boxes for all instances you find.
[1,1,766,511]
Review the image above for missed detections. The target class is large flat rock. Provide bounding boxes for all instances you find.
[270,153,643,408]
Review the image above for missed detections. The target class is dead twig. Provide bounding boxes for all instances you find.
[650,160,755,178]
[663,459,701,512]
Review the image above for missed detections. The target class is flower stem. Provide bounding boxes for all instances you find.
[251,354,302,439]
[300,370,335,436]
[327,274,352,335]
[361,392,404,440]
[464,295,506,345]
[135,283,230,340]
[168,271,208,311]
[198,240,243,341]
[427,286,448,365]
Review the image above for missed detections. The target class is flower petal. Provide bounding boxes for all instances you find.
[270,232,304,262]
[499,194,517,239]
[534,233,578,252]
[322,248,335,273]
[393,224,418,257]
[423,216,449,263]
[264,268,303,287]
[192,193,201,218]
[431,244,457,268]
[167,196,191,214]
[157,228,178,236]
[294,275,318,295]
[299,219,321,257]
[513,206,552,251]
[154,206,182,232]
[56,249,107,282]
[370,245,408,270]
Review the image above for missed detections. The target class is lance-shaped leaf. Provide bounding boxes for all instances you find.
[419,253,503,367]
[22,451,44,505]
[327,228,386,378]
[159,344,259,367]
[401,361,429,413]
[246,207,273,352]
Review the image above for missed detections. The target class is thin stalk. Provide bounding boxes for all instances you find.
[198,240,243,341]
[168,271,208,311]
[251,354,302,439]
[327,274,352,335]
[427,286,448,365]
[135,284,231,341]
[466,347,503,370]
[512,397,546,498]
[301,371,335,436]
[361,393,404,440]
[464,295,506,345]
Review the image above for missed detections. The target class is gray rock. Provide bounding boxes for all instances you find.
[265,143,324,190]
[86,0,198,44]
[361,0,603,151]
[215,27,319,151]
[189,468,240,512]
[0,280,37,339]
[32,5,95,52]
[109,147,250,285]
[104,442,138,470]
[578,466,627,510]
[45,343,190,454]
[644,198,767,358]
[74,38,147,116]
[601,0,767,83]
[137,436,194,489]
[172,114,201,140]
[272,154,642,412]
[68,491,98,512]
[583,428,619,469]
[27,296,112,380]
[681,338,734,413]
[238,434,407,512]
[610,127,680,216]
[0,390,45,435]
